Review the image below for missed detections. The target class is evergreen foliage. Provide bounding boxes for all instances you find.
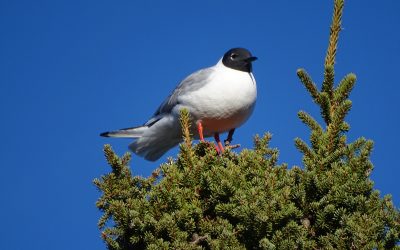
[95,0,400,248]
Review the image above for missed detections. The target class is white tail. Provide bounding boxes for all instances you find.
[129,137,181,161]
[101,115,182,161]
[129,116,182,161]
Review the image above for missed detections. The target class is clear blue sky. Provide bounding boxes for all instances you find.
[1,1,399,249]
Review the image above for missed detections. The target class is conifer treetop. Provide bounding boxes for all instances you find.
[95,0,400,248]
[325,0,343,68]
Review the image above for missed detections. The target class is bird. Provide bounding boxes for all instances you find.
[101,47,257,161]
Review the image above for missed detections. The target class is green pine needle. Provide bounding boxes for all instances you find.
[297,69,320,101]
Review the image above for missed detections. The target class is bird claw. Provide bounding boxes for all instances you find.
[226,144,241,150]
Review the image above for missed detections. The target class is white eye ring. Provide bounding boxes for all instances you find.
[230,53,238,60]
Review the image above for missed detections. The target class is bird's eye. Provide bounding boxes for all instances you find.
[230,53,238,60]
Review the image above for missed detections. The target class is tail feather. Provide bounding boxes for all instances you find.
[129,116,182,161]
[129,138,181,161]
[100,126,148,138]
[101,115,181,161]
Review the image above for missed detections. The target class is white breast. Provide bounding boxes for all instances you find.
[178,60,257,135]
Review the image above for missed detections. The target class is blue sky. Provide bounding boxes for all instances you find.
[1,1,399,249]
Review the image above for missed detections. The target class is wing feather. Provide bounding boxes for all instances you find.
[153,67,214,116]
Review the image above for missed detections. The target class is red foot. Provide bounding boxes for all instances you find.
[197,122,205,141]
[214,133,224,153]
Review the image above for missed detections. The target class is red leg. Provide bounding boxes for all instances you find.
[197,122,204,141]
[214,133,224,153]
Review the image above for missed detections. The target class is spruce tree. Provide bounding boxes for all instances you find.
[94,0,400,249]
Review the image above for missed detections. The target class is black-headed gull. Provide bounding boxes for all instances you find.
[101,48,257,161]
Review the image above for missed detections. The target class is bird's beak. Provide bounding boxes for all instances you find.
[245,56,258,62]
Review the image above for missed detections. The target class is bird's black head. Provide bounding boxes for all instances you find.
[222,48,257,73]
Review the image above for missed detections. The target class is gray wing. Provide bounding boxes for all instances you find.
[152,67,214,117]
